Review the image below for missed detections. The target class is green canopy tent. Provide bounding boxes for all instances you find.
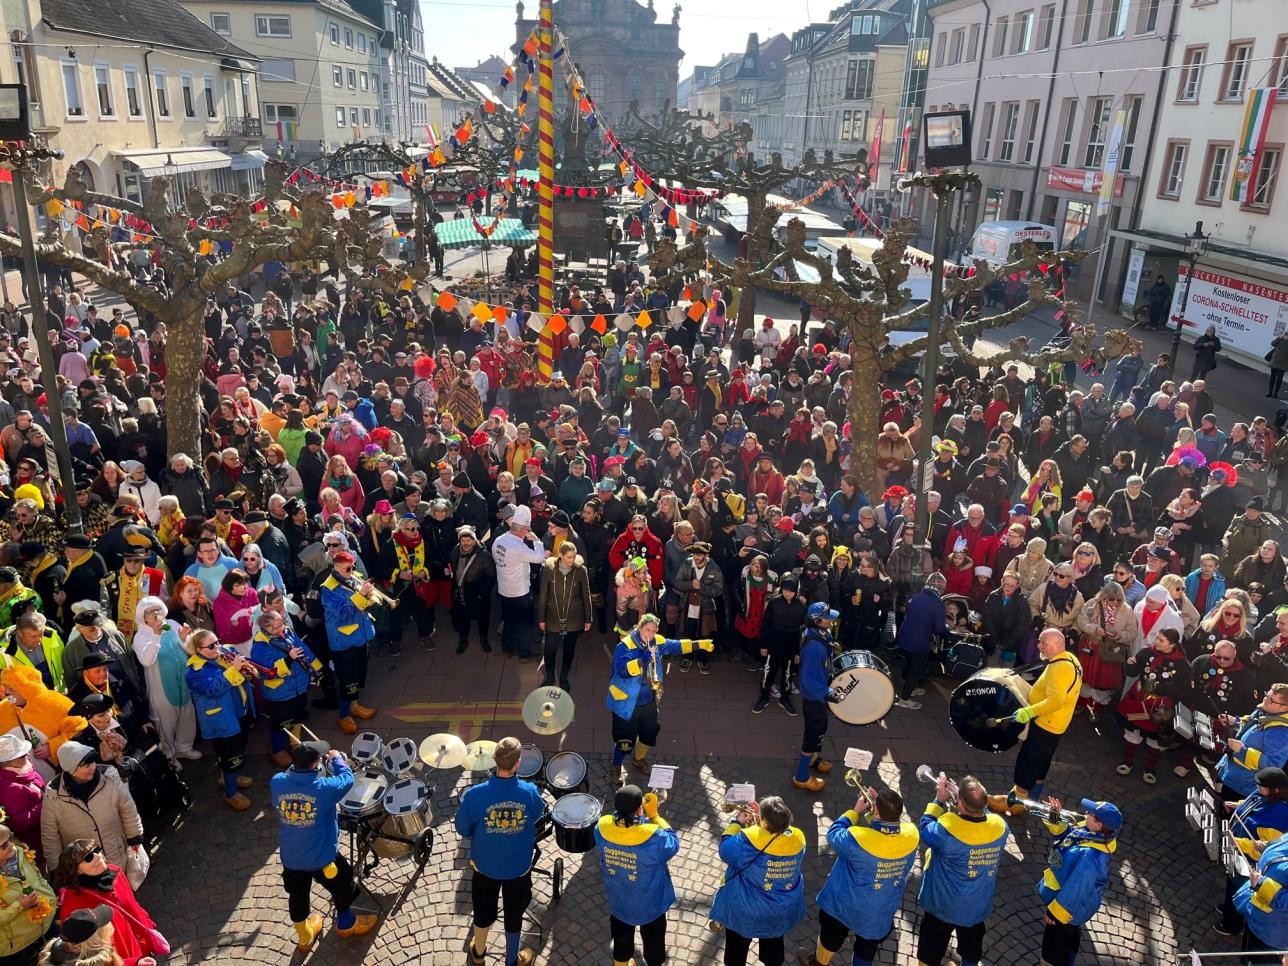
[434,217,537,250]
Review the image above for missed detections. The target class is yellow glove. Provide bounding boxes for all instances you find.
[1014,706,1036,725]
[698,639,715,652]
[642,792,660,818]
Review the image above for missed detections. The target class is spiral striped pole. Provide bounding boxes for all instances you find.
[536,0,556,316]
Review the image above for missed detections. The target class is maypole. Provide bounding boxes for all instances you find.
[536,0,556,316]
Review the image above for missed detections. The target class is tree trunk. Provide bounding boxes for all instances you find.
[163,294,207,462]
[737,191,768,331]
[847,345,885,496]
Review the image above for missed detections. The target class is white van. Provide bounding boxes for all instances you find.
[962,221,1057,267]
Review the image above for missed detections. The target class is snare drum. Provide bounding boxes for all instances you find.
[949,667,1033,753]
[517,743,544,781]
[350,732,384,768]
[381,737,419,776]
[551,792,602,853]
[373,777,432,860]
[544,752,589,798]
[339,769,389,820]
[828,651,895,725]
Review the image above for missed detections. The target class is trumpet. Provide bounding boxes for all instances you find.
[1014,798,1083,824]
[843,767,880,811]
[719,799,757,821]
[916,764,959,808]
[336,571,400,609]
[217,645,275,679]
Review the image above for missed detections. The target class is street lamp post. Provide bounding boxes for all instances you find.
[1169,220,1210,374]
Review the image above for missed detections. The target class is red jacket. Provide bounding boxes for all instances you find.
[59,867,161,966]
[608,527,665,587]
[945,521,999,569]
[748,467,786,506]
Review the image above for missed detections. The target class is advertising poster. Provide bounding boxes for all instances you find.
[1169,265,1288,360]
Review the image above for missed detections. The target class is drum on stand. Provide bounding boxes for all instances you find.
[828,651,895,725]
[551,792,602,853]
[350,733,384,769]
[544,752,589,798]
[949,668,1033,753]
[517,743,544,782]
[339,769,389,828]
[373,777,433,862]
[381,737,419,777]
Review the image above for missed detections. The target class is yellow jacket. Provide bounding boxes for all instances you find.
[1026,651,1082,735]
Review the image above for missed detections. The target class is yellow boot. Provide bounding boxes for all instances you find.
[293,913,324,952]
[630,741,652,775]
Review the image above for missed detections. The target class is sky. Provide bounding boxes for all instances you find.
[422,0,820,76]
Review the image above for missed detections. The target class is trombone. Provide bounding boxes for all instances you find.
[916,764,959,808]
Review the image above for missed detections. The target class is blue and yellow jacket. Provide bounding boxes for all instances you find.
[454,774,547,880]
[320,571,376,652]
[709,822,807,938]
[917,801,1009,926]
[271,758,353,870]
[250,627,322,702]
[798,627,834,703]
[816,810,919,940]
[1231,793,1288,860]
[594,812,680,925]
[1218,710,1288,797]
[1035,819,1115,926]
[1235,835,1288,947]
[184,652,254,739]
[604,629,709,720]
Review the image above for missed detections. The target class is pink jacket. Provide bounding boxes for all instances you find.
[0,765,45,865]
[212,586,260,648]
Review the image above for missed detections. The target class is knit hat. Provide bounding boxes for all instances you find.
[57,740,95,773]
[924,572,947,594]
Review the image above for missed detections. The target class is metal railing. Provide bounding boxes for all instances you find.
[222,116,263,138]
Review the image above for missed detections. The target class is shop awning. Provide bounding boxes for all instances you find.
[434,217,536,250]
[114,148,233,176]
[229,149,268,171]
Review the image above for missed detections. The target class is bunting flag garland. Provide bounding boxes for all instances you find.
[836,177,885,238]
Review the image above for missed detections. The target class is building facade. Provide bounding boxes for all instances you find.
[349,0,431,143]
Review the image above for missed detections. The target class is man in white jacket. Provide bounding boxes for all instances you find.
[119,460,161,526]
[492,505,549,662]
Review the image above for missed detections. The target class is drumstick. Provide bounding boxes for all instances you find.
[297,722,324,744]
[281,727,302,747]
[986,713,1019,727]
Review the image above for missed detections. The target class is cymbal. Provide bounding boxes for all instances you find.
[462,739,498,772]
[418,733,468,769]
[522,685,576,735]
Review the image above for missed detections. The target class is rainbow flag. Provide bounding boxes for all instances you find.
[1231,87,1278,203]
[425,123,440,149]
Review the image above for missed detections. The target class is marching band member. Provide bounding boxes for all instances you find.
[605,613,712,786]
[250,611,322,768]
[917,773,1010,966]
[1218,683,1288,801]
[1115,627,1190,784]
[594,783,680,966]
[710,796,806,966]
[989,627,1082,816]
[270,741,377,953]
[1214,767,1288,938]
[1233,832,1288,955]
[319,550,380,735]
[1035,798,1122,965]
[800,788,918,966]
[455,736,545,966]
[794,602,839,793]
[183,628,255,811]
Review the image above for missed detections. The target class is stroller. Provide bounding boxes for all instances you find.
[931,595,987,680]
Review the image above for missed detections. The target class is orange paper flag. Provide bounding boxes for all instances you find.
[472,302,494,323]
[636,310,652,329]
[687,300,707,322]
[493,305,509,324]
[590,314,608,334]
[437,291,458,311]
[547,314,567,335]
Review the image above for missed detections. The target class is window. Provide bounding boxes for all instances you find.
[850,60,874,100]
[1221,42,1253,101]
[1006,190,1024,221]
[261,60,295,83]
[1178,46,1206,102]
[358,33,366,53]
[255,14,290,37]
[329,23,339,45]
[1011,11,1033,54]
[93,64,113,117]
[346,69,356,89]
[979,101,995,158]
[204,77,216,118]
[362,107,371,125]
[1040,194,1059,224]
[1137,0,1161,33]
[967,23,980,60]
[123,67,141,117]
[1022,99,1040,163]
[336,107,345,127]
[1275,36,1288,94]
[153,70,169,118]
[993,17,1009,57]
[950,28,965,64]
[841,110,853,141]
[1105,0,1130,39]
[1037,5,1055,49]
[210,12,231,35]
[344,28,354,48]
[999,102,1020,161]
[181,74,195,118]
[349,108,359,126]
[984,188,1003,222]
[263,103,297,123]
[1120,95,1143,171]
[1247,147,1282,210]
[1056,98,1078,165]
[375,108,381,128]
[332,65,342,87]
[61,61,83,117]
[1199,142,1232,204]
[360,71,368,91]
[12,42,40,108]
[1083,96,1112,168]
[1072,0,1093,44]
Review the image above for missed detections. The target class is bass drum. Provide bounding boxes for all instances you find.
[829,651,895,725]
[551,792,602,853]
[949,668,1033,753]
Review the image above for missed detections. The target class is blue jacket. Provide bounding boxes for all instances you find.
[348,398,377,431]
[455,774,547,880]
[816,810,919,940]
[251,628,321,703]
[1184,568,1226,609]
[320,572,376,653]
[827,490,869,539]
[798,627,834,702]
[1036,821,1115,926]
[1235,835,1288,947]
[709,823,807,938]
[1111,354,1143,388]
[1218,711,1288,797]
[1231,793,1288,861]
[917,801,1010,926]
[605,629,708,720]
[271,759,353,870]
[184,555,240,600]
[595,813,680,925]
[184,653,254,739]
[896,588,948,656]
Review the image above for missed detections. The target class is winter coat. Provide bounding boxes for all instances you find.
[536,557,594,633]
[1006,547,1054,596]
[981,587,1031,656]
[895,588,948,655]
[0,765,45,866]
[0,846,54,955]
[40,766,143,872]
[159,466,212,519]
[1028,582,1085,631]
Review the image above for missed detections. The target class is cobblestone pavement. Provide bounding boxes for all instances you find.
[136,637,1228,965]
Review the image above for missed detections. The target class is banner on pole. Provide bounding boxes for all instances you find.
[1230,87,1278,204]
[1096,109,1127,217]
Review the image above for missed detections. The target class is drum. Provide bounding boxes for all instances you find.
[350,732,384,768]
[381,737,419,776]
[544,752,589,798]
[829,651,895,725]
[949,668,1033,753]
[517,743,544,781]
[338,769,389,820]
[373,777,432,860]
[551,792,601,853]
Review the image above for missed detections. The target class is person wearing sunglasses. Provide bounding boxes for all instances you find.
[51,838,164,965]
[1217,683,1288,801]
[0,820,54,962]
[183,629,256,811]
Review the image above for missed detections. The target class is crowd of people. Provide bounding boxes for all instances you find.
[0,244,1279,964]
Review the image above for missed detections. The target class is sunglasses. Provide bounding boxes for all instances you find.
[1223,609,1241,617]
[1054,573,1072,579]
[197,642,218,651]
[80,846,103,861]
[1076,549,1094,556]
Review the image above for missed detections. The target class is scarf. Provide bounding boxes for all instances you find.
[77,869,118,892]
[115,570,144,638]
[394,533,426,577]
[221,461,244,484]
[1044,580,1078,614]
[65,769,101,804]
[327,474,353,492]
[1140,605,1164,637]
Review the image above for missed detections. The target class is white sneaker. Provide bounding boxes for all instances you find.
[911,688,926,697]
[895,698,922,710]
[177,749,203,761]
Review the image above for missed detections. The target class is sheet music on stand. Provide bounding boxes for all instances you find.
[647,765,676,791]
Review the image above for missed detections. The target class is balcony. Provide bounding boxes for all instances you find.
[222,116,263,139]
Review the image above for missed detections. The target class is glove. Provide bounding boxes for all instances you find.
[1014,706,1036,725]
[826,689,842,704]
[698,639,715,652]
[642,792,660,818]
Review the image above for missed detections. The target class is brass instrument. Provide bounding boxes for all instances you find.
[719,800,756,821]
[916,764,959,808]
[1015,798,1084,824]
[843,766,880,811]
[217,645,274,679]
[336,571,400,609]
[646,643,663,700]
